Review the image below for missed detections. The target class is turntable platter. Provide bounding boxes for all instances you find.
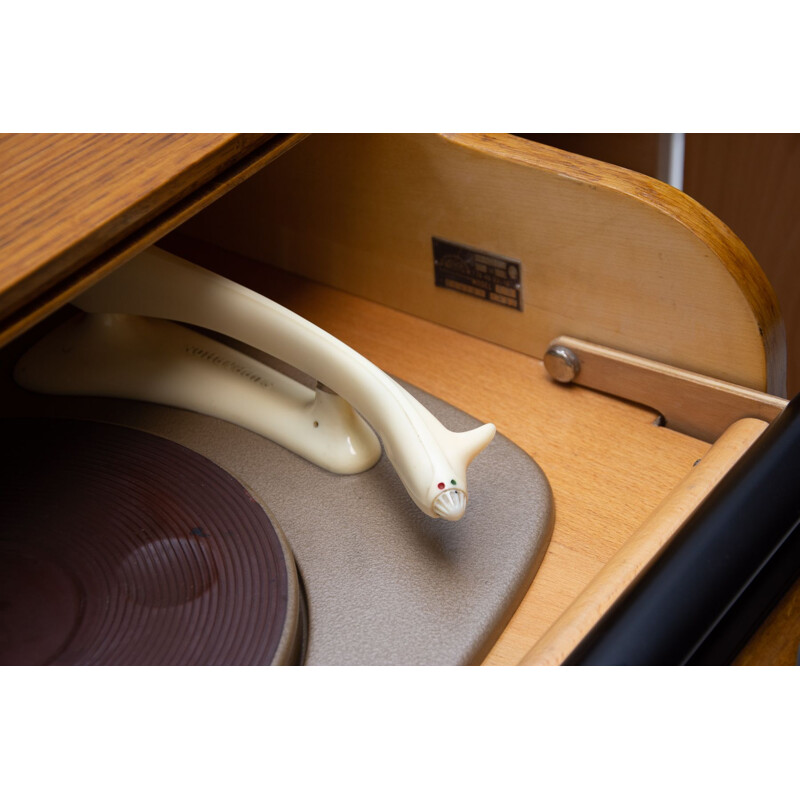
[0,419,304,665]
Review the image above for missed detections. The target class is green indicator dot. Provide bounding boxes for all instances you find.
[451,479,457,485]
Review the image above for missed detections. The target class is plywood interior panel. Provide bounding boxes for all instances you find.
[176,133,784,394]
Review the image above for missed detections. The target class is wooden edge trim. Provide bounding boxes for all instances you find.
[0,133,308,349]
[547,335,788,442]
[519,416,769,666]
[441,134,787,396]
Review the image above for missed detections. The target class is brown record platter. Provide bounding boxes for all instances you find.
[0,418,304,666]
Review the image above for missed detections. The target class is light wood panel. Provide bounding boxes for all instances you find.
[160,235,716,665]
[0,133,307,349]
[177,133,785,394]
[521,417,769,665]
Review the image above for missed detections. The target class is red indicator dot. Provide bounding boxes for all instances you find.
[437,482,445,490]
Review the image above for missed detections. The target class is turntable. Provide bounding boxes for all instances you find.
[1,133,798,665]
[2,247,553,665]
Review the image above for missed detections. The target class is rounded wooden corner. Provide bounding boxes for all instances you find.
[439,133,787,396]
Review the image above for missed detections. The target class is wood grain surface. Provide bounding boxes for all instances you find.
[516,133,664,180]
[684,134,800,397]
[0,133,274,332]
[521,417,769,665]
[159,234,719,665]
[547,335,786,442]
[734,575,800,665]
[177,133,786,395]
[0,134,307,351]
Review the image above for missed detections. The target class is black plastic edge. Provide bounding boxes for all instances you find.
[686,515,800,664]
[564,394,800,665]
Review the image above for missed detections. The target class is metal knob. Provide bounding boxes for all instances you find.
[544,344,581,383]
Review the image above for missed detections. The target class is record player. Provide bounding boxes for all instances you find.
[1,133,798,665]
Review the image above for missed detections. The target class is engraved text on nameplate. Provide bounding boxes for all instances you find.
[432,237,522,311]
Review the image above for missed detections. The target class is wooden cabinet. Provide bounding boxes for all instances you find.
[1,133,795,664]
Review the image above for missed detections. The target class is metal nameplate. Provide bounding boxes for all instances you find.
[432,238,522,310]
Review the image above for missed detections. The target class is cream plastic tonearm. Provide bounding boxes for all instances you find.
[15,311,383,476]
[15,248,496,521]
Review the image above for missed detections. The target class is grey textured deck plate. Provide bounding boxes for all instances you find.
[7,382,553,665]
